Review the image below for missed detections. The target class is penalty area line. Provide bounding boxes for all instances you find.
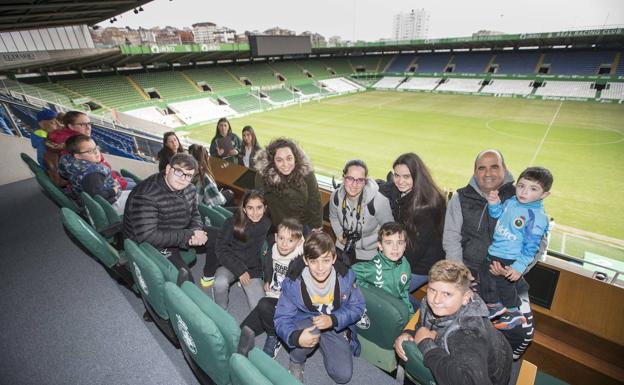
[530,100,563,166]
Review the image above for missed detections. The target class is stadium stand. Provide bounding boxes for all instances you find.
[413,53,452,73]
[293,83,322,95]
[123,106,185,128]
[451,53,493,73]
[534,81,597,98]
[491,51,541,74]
[58,76,146,109]
[6,80,84,110]
[350,55,386,72]
[223,93,271,114]
[600,82,624,100]
[291,59,330,78]
[131,71,200,100]
[542,50,616,75]
[169,97,237,124]
[322,57,354,75]
[319,77,365,93]
[184,67,246,93]
[226,63,281,88]
[435,78,484,93]
[480,79,534,96]
[263,88,296,103]
[397,76,441,91]
[372,76,406,89]
[385,54,417,73]
[266,61,309,83]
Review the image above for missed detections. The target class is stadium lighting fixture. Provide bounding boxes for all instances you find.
[133,8,139,14]
[139,6,144,11]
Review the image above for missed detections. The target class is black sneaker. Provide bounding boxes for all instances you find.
[262,335,282,359]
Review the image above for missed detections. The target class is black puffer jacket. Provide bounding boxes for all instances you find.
[216,216,271,279]
[123,172,202,249]
[415,295,512,385]
[379,183,445,275]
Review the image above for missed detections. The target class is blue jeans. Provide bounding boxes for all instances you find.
[289,318,353,384]
[409,274,429,310]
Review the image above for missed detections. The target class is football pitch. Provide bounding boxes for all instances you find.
[187,91,624,241]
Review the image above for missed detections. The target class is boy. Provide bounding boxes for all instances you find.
[352,222,413,314]
[482,166,553,329]
[59,135,129,214]
[30,108,59,169]
[394,260,512,385]
[240,218,305,358]
[274,232,365,384]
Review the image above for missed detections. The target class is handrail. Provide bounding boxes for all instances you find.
[546,249,622,284]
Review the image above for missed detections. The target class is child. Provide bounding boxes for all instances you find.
[274,232,365,384]
[240,218,305,358]
[59,135,129,214]
[212,190,271,310]
[31,108,59,169]
[481,166,553,329]
[394,260,512,385]
[352,222,413,314]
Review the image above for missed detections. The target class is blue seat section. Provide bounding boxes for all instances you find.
[0,105,13,135]
[5,103,40,137]
[415,54,451,73]
[386,54,417,72]
[616,53,624,76]
[493,51,540,74]
[452,53,492,73]
[543,50,616,75]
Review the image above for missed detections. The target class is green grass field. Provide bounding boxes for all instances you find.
[186,91,624,241]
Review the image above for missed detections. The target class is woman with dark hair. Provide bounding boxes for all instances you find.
[188,144,233,207]
[157,131,184,171]
[209,117,242,163]
[329,159,394,264]
[380,153,446,304]
[254,138,323,232]
[238,125,261,169]
[212,190,271,310]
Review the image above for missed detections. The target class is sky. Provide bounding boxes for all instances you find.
[98,0,624,41]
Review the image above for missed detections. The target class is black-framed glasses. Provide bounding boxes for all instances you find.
[172,167,195,181]
[343,176,366,185]
[78,146,100,155]
[73,122,92,127]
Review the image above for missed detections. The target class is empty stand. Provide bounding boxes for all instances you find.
[319,77,364,93]
[223,93,271,114]
[451,53,492,73]
[131,71,200,100]
[397,77,441,91]
[59,76,147,109]
[600,82,624,100]
[386,54,417,73]
[435,78,484,93]
[542,50,616,75]
[535,81,597,98]
[413,53,451,73]
[226,63,281,88]
[492,51,541,74]
[184,67,246,93]
[480,79,534,96]
[169,97,237,124]
[263,88,296,104]
[373,76,406,89]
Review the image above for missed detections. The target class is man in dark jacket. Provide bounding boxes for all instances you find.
[443,149,543,360]
[123,153,207,274]
[394,260,512,385]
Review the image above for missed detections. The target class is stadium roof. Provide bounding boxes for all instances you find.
[0,0,154,32]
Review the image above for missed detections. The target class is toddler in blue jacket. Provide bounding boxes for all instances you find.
[480,166,553,330]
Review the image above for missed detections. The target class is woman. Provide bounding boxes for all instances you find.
[379,153,446,300]
[238,125,261,169]
[188,144,232,207]
[329,159,394,264]
[209,118,242,163]
[254,138,322,231]
[157,131,184,171]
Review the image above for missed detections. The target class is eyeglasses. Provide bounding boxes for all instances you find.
[78,146,100,155]
[172,167,195,181]
[73,122,92,127]
[343,176,366,185]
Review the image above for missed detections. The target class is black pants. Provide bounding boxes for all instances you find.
[160,247,195,283]
[240,297,278,336]
[479,255,521,308]
[202,226,221,278]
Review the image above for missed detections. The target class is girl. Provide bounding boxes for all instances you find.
[212,190,271,310]
[238,125,261,169]
[254,138,322,231]
[209,117,242,163]
[157,131,184,172]
[379,153,446,306]
[188,144,233,207]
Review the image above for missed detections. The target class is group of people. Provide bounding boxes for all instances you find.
[36,109,554,385]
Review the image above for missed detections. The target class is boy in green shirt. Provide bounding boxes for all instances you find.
[352,222,413,314]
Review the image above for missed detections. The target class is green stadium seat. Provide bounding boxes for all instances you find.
[93,195,122,225]
[402,336,437,385]
[124,238,181,346]
[356,286,411,372]
[20,152,43,176]
[164,281,233,385]
[35,172,79,213]
[247,348,302,385]
[198,203,228,228]
[212,205,233,219]
[229,353,274,385]
[60,207,133,286]
[138,242,197,273]
[80,192,109,232]
[136,241,180,284]
[120,168,142,184]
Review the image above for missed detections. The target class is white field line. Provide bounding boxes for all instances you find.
[530,100,563,166]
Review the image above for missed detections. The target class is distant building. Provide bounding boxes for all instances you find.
[179,29,194,44]
[263,27,295,36]
[192,22,217,44]
[214,26,236,43]
[392,9,430,40]
[328,35,342,47]
[301,31,326,47]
